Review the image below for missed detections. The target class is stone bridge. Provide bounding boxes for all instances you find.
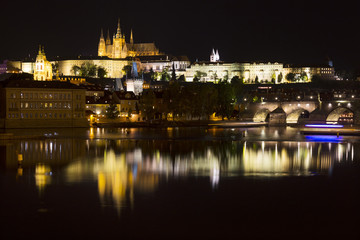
[239,100,359,124]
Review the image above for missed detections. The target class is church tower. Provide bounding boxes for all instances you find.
[112,19,127,58]
[215,49,220,62]
[98,29,106,57]
[210,48,216,62]
[34,45,53,81]
[210,48,220,62]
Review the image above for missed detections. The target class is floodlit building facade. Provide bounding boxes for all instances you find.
[33,45,53,81]
[0,79,87,128]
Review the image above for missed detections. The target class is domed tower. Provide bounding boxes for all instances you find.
[98,29,106,57]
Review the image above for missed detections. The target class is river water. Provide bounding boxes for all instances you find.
[1,127,359,239]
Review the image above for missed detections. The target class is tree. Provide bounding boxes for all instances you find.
[163,82,182,120]
[194,71,207,81]
[171,63,176,81]
[230,76,243,101]
[52,62,59,76]
[105,103,119,119]
[255,75,259,84]
[311,74,323,86]
[122,65,132,77]
[277,72,283,83]
[149,68,156,80]
[212,72,218,83]
[71,65,81,76]
[139,89,157,121]
[285,73,296,82]
[216,81,235,120]
[223,73,229,82]
[79,62,97,77]
[97,66,107,78]
[300,72,308,82]
[160,68,170,81]
[271,73,276,83]
[135,102,140,114]
[178,74,186,82]
[200,84,217,120]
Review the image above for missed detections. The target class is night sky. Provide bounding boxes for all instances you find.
[1,0,359,71]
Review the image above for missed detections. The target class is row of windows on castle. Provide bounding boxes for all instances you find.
[8,112,84,119]
[10,92,83,100]
[9,101,84,110]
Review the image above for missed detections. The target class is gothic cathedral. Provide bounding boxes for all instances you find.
[98,19,160,59]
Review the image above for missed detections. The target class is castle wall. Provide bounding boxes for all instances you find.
[57,59,130,79]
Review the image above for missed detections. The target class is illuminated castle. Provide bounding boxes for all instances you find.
[34,45,52,81]
[98,19,160,59]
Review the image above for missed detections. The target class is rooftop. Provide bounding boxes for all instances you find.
[0,78,85,90]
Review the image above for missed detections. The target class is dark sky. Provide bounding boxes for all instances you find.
[1,0,359,70]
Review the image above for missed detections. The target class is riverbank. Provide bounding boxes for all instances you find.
[93,120,269,128]
[0,132,45,140]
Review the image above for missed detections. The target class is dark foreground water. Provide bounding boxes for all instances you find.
[1,127,359,239]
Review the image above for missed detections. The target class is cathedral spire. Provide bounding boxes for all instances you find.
[106,29,111,44]
[100,28,104,39]
[116,18,121,38]
[130,29,134,44]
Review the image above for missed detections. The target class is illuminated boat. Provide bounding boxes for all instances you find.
[299,124,360,136]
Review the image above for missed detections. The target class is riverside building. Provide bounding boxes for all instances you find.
[0,78,87,128]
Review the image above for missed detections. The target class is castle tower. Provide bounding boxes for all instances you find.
[34,45,53,81]
[98,29,106,56]
[126,61,143,96]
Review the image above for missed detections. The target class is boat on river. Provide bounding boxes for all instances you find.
[299,124,360,136]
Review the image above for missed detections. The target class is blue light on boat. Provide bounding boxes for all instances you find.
[305,124,344,128]
[305,135,343,142]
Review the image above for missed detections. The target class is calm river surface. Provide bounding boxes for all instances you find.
[1,126,359,239]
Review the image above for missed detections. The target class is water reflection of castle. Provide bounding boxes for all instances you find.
[1,138,355,215]
[68,139,354,214]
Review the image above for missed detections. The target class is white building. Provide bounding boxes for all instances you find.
[185,61,241,82]
[140,55,191,79]
[242,62,284,83]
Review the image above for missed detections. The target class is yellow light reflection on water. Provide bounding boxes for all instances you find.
[35,164,52,194]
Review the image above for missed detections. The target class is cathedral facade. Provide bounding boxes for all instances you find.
[98,19,160,59]
[34,45,53,81]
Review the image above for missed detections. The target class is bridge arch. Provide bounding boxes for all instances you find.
[286,108,310,124]
[253,108,270,122]
[326,107,354,124]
